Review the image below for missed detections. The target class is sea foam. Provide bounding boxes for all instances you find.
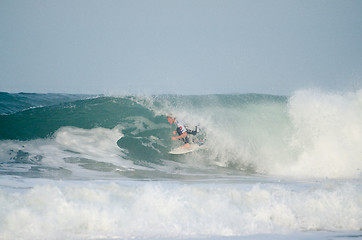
[0,179,360,240]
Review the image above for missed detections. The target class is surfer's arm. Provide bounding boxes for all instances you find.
[172,132,187,140]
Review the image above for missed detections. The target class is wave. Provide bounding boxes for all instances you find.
[0,90,361,179]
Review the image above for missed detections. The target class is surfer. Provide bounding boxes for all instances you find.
[167,115,198,149]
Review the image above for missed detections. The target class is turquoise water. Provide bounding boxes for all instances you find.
[0,90,361,239]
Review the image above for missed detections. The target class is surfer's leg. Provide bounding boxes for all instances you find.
[181,142,191,148]
[181,136,190,148]
[177,127,190,148]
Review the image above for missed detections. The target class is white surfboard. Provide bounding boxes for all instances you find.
[169,144,203,155]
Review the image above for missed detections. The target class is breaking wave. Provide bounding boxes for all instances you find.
[1,89,362,179]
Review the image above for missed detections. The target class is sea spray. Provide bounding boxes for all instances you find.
[283,89,362,178]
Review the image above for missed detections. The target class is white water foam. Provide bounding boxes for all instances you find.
[0,179,360,240]
[0,126,144,178]
[54,126,125,161]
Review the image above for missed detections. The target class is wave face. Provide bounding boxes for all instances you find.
[1,90,362,179]
[0,92,92,115]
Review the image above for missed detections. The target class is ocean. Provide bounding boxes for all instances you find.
[0,90,361,240]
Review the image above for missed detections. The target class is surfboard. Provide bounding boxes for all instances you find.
[168,144,203,155]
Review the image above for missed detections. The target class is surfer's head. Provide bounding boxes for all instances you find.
[167,114,175,124]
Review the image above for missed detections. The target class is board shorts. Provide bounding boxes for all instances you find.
[177,127,189,144]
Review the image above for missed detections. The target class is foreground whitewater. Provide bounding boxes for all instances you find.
[0,90,361,240]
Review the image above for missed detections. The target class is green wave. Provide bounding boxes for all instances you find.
[0,93,288,172]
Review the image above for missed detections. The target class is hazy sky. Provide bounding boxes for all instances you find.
[1,0,362,95]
